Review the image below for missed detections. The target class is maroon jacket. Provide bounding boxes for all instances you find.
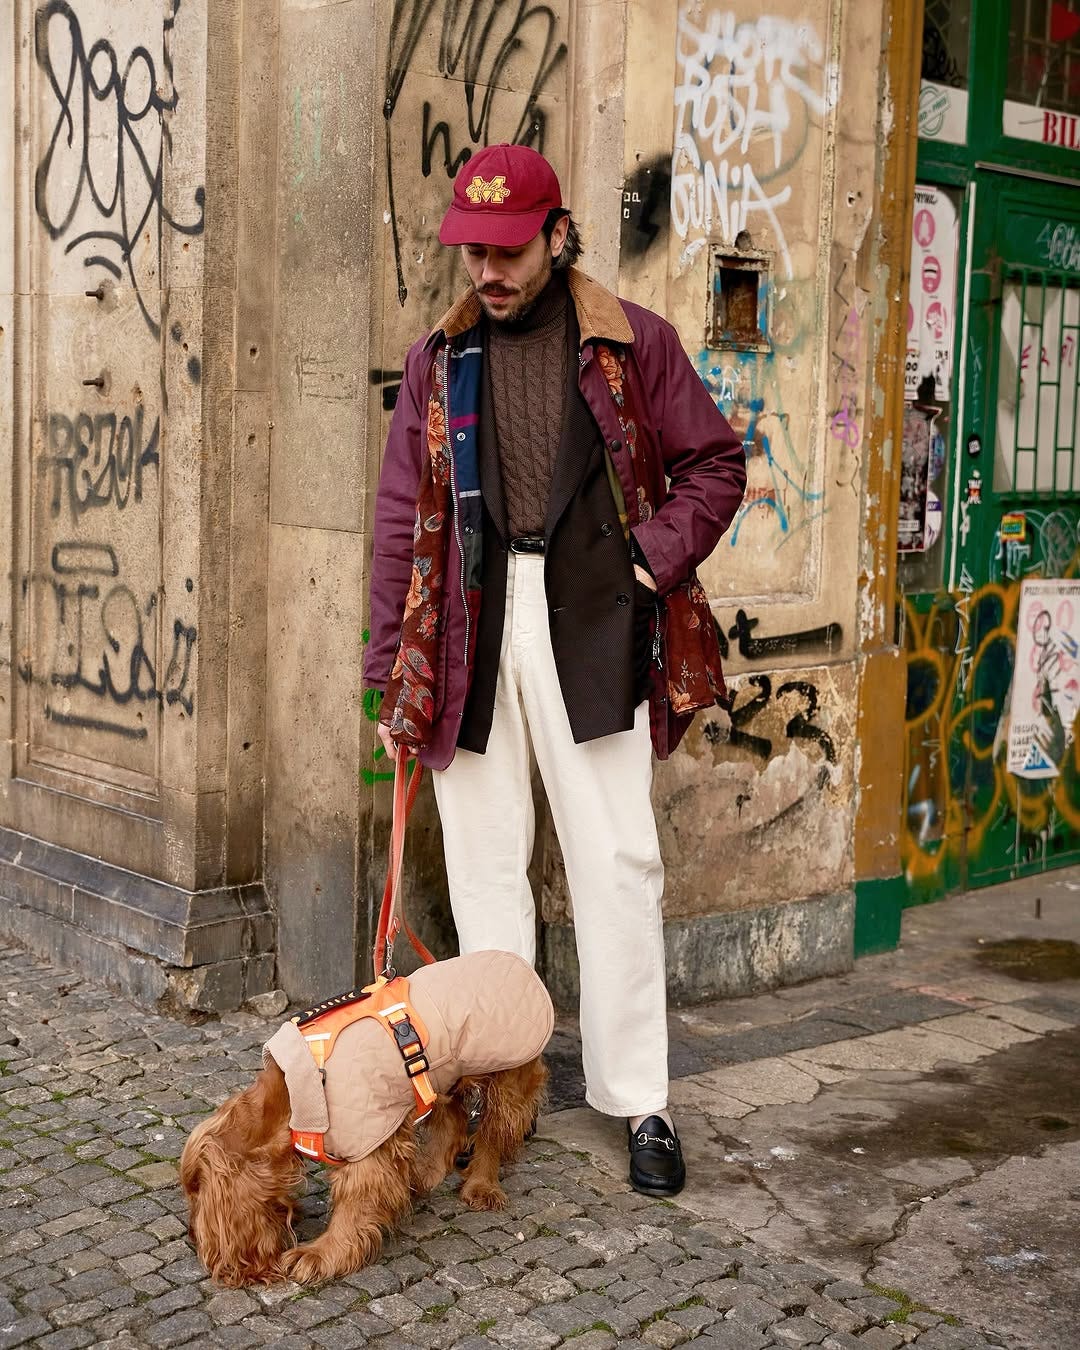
[365,270,746,769]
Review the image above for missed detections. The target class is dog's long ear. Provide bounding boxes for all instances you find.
[183,1125,300,1287]
[181,1067,300,1287]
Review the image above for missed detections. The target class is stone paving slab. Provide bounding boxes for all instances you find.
[560,995,1000,1110]
[0,944,1012,1348]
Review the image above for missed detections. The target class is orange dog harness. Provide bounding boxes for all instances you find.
[289,974,438,1164]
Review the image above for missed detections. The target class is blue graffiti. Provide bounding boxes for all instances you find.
[694,346,824,546]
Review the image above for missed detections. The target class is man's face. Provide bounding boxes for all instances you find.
[461,217,568,323]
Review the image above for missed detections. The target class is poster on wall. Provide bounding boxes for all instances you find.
[1008,579,1080,779]
[918,82,969,146]
[907,185,960,403]
[898,405,945,553]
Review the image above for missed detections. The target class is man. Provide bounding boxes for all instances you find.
[365,144,745,1196]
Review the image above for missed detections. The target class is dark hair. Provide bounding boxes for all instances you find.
[544,209,583,270]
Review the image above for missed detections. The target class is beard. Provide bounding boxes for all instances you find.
[476,256,554,325]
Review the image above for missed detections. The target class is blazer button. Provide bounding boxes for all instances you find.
[616,592,630,606]
[600,523,612,537]
[609,438,622,452]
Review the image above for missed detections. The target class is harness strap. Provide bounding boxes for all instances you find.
[289,973,438,1165]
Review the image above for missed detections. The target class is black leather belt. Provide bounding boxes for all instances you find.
[508,535,545,555]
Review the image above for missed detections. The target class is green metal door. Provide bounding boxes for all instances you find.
[951,170,1080,884]
[892,0,1080,919]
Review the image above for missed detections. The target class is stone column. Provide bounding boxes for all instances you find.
[0,0,275,1009]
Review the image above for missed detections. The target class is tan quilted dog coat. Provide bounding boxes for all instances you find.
[263,950,554,1163]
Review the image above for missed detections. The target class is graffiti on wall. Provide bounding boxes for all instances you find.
[621,155,673,262]
[33,0,205,340]
[23,0,202,764]
[670,7,838,551]
[42,406,160,518]
[17,562,196,741]
[704,672,837,765]
[902,511,1080,895]
[700,608,843,764]
[829,261,868,497]
[672,9,837,278]
[694,342,826,548]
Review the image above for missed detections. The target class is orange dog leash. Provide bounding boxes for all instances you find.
[374,752,436,979]
[290,752,439,1164]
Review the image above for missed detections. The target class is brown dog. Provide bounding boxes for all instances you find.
[181,1054,547,1287]
[181,951,553,1286]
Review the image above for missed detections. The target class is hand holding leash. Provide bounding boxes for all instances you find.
[377,723,413,762]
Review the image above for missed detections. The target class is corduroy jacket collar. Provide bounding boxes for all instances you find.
[427,267,635,349]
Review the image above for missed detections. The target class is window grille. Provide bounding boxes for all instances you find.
[995,271,1080,494]
[1007,0,1080,113]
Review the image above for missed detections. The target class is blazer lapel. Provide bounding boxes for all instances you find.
[544,307,598,538]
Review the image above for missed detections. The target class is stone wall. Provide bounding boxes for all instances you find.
[0,0,904,1010]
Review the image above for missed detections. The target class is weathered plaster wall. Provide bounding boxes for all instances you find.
[547,0,889,954]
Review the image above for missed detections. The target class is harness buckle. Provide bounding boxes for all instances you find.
[392,1018,420,1049]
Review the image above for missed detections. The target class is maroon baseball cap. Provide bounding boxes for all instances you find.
[439,144,563,247]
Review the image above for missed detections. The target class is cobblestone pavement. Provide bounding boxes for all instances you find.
[0,943,1008,1350]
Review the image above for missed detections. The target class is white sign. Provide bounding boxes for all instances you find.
[1003,99,1080,153]
[918,82,968,145]
[906,185,960,402]
[1008,579,1080,779]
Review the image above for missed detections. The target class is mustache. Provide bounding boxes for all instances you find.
[479,284,519,296]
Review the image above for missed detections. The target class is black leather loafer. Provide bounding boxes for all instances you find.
[627,1115,686,1196]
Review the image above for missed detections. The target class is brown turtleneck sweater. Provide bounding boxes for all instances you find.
[488,275,569,538]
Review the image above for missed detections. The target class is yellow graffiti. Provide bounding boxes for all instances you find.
[902,560,1080,890]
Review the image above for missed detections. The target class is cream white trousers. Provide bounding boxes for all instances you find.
[432,553,668,1117]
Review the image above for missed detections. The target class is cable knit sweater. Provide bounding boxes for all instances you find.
[488,275,569,537]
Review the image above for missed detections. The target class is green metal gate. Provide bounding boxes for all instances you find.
[897,0,1080,905]
[954,173,1080,887]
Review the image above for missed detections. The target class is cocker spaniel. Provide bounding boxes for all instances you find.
[180,950,552,1286]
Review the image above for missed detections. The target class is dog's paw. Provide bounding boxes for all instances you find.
[280,1243,337,1285]
[459,1177,508,1211]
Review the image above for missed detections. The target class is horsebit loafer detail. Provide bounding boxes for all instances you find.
[627,1115,686,1196]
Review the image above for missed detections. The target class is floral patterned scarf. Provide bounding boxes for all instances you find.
[383,337,483,750]
[595,345,728,719]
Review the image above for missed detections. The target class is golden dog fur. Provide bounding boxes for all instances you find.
[180,1056,547,1287]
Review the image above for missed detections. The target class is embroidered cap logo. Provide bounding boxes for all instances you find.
[464,175,510,205]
